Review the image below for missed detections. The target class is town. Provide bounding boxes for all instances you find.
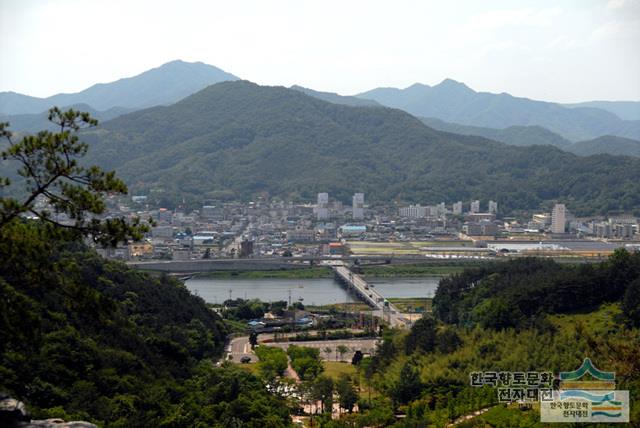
[87,192,639,262]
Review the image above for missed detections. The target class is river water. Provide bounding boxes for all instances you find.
[185,276,441,305]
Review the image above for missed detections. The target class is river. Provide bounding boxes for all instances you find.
[185,276,441,305]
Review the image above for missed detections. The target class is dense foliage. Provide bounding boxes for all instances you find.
[0,220,293,426]
[317,252,640,427]
[81,81,640,215]
[433,250,640,329]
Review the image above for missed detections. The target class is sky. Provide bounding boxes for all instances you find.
[1,0,639,103]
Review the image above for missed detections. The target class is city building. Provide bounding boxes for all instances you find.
[551,204,566,234]
[488,200,498,214]
[453,201,463,215]
[353,193,365,220]
[399,204,427,218]
[316,193,329,221]
[470,200,480,213]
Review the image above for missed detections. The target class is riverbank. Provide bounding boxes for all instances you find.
[192,261,483,279]
[194,267,333,279]
[358,262,480,277]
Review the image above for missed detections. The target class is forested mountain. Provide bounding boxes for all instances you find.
[81,81,640,215]
[356,79,640,141]
[564,100,640,121]
[419,117,572,149]
[0,60,239,115]
[421,117,640,157]
[290,85,381,107]
[0,222,292,426]
[567,135,640,157]
[0,104,133,133]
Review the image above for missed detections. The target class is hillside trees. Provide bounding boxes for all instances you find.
[0,109,293,426]
[0,108,149,245]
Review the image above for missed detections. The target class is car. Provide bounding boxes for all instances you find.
[240,356,251,364]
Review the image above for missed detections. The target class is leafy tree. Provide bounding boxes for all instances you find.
[337,345,349,361]
[312,375,334,414]
[351,350,363,365]
[336,375,358,413]
[435,328,462,353]
[623,277,640,327]
[0,108,149,245]
[392,362,422,406]
[288,346,323,380]
[405,316,437,354]
[249,331,259,349]
[254,346,288,379]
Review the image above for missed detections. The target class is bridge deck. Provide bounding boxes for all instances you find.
[332,264,406,327]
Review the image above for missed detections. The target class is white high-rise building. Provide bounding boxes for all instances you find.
[352,193,365,220]
[399,204,427,218]
[470,200,480,213]
[551,204,566,234]
[453,201,463,215]
[316,193,329,220]
[488,200,498,214]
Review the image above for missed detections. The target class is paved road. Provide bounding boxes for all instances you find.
[227,335,258,363]
[333,264,412,328]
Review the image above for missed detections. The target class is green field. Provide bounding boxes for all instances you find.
[359,263,476,277]
[386,297,432,313]
[322,361,357,380]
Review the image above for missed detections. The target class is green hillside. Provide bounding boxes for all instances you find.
[419,117,572,148]
[0,221,292,427]
[567,135,640,157]
[346,252,640,427]
[80,81,640,215]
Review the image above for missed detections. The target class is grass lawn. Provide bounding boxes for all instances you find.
[236,362,261,376]
[387,297,432,313]
[547,302,621,334]
[323,361,357,380]
[306,302,372,312]
[359,263,471,277]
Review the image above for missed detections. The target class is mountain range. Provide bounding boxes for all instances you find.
[355,80,640,142]
[78,80,640,215]
[3,60,639,156]
[0,60,238,116]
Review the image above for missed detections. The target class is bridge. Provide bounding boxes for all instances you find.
[332,263,410,329]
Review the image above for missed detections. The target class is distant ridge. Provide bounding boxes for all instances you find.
[356,79,640,141]
[564,100,640,121]
[419,117,572,149]
[0,60,239,115]
[290,85,381,107]
[567,135,640,157]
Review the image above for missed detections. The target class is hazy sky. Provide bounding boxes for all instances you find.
[1,0,639,102]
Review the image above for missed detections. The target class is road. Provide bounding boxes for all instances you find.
[332,263,411,328]
[227,335,258,363]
